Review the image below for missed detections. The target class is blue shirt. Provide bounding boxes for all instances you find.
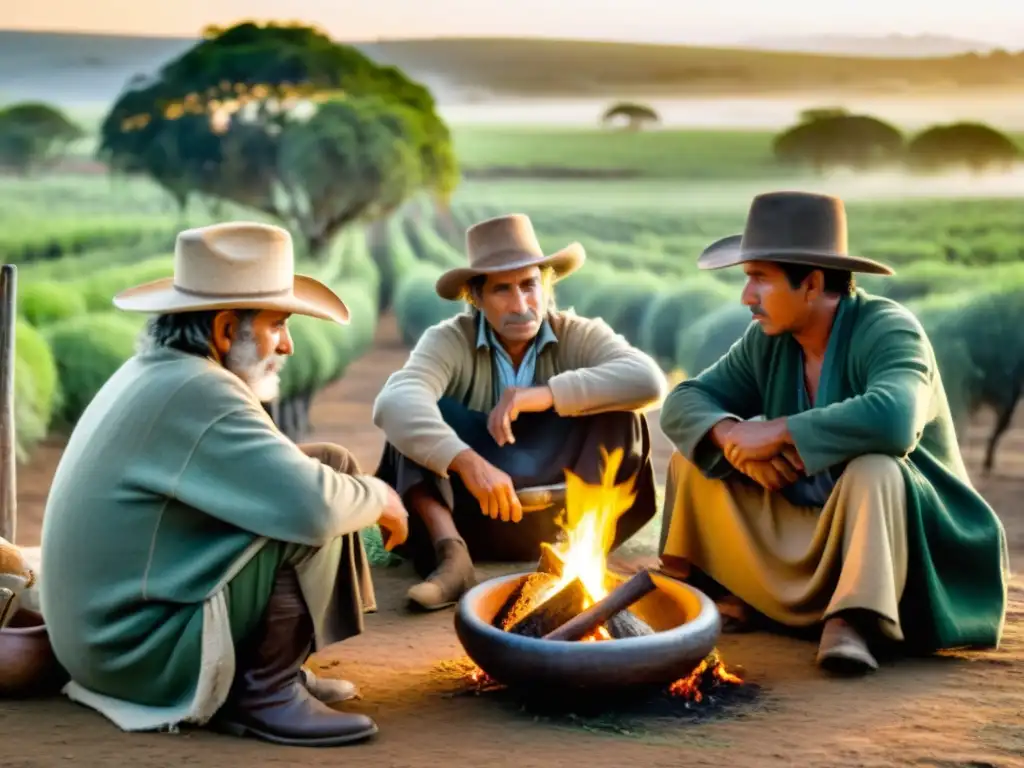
[475,313,559,402]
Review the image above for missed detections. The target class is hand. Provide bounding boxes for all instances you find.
[450,449,523,522]
[737,454,802,491]
[487,386,555,447]
[378,486,409,551]
[721,418,797,467]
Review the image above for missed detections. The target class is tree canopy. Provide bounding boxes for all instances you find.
[0,102,83,175]
[773,112,904,172]
[601,102,659,131]
[906,122,1021,173]
[96,21,459,257]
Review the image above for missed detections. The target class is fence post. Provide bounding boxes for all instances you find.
[0,265,16,543]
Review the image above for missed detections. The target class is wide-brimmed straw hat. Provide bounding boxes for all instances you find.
[698,191,894,276]
[113,221,350,324]
[435,214,586,301]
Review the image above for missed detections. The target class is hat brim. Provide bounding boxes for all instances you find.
[698,234,894,276]
[435,243,586,301]
[112,274,350,324]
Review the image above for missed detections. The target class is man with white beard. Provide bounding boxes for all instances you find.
[38,221,408,748]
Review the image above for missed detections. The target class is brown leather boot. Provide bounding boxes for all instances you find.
[213,567,378,747]
[406,537,477,611]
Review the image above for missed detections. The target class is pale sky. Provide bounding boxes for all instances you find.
[2,0,1023,46]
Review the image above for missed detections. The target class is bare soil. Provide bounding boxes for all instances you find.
[5,314,1023,768]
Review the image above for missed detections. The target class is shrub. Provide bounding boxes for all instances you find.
[13,319,59,460]
[17,280,88,327]
[574,271,663,346]
[45,312,142,426]
[76,258,174,312]
[392,263,459,346]
[639,277,735,367]
[675,303,754,377]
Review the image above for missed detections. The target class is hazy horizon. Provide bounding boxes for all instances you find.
[2,1,1022,48]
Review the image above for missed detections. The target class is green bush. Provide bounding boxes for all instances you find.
[639,277,735,367]
[45,312,142,426]
[574,271,663,347]
[279,315,340,400]
[17,280,88,327]
[393,262,459,346]
[675,303,754,377]
[552,261,619,313]
[13,319,59,460]
[76,258,174,312]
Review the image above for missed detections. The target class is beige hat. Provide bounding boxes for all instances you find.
[435,214,585,301]
[113,221,350,324]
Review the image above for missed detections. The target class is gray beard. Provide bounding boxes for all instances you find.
[225,335,285,403]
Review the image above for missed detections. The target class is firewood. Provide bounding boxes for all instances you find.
[536,542,565,578]
[490,572,559,630]
[506,578,588,638]
[543,569,658,642]
[605,610,655,639]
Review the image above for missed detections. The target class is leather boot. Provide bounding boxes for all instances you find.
[406,537,477,611]
[214,567,378,747]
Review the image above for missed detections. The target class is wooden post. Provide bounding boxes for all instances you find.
[0,265,16,543]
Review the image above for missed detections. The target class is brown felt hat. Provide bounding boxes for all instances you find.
[113,221,350,324]
[698,191,894,276]
[435,214,585,301]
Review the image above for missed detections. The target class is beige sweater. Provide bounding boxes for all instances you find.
[372,309,668,478]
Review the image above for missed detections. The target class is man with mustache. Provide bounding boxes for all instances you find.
[372,213,667,610]
[655,191,1009,675]
[38,222,408,746]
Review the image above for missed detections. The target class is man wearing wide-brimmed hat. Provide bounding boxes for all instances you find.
[655,191,1009,674]
[372,213,668,610]
[39,222,408,747]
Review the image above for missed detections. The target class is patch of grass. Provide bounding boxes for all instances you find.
[452,127,783,179]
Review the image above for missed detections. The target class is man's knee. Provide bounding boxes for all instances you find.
[841,454,903,488]
[299,442,361,475]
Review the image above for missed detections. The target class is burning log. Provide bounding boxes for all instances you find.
[490,572,559,630]
[536,542,565,578]
[543,569,657,642]
[505,578,589,638]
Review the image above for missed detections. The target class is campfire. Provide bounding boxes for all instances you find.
[452,448,747,709]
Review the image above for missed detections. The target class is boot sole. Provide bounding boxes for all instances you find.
[215,719,379,747]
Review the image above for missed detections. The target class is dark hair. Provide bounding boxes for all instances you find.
[778,263,855,295]
[143,309,258,357]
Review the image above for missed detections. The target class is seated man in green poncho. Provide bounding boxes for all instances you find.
[39,222,408,747]
[655,191,1010,675]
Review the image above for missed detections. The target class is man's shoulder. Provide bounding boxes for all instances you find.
[419,310,477,347]
[852,290,927,338]
[126,348,257,416]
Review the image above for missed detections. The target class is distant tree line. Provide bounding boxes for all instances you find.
[773,107,1021,174]
[0,102,83,174]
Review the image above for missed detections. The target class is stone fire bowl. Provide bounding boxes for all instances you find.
[454,570,721,691]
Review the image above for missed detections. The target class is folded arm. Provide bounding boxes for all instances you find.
[547,316,668,416]
[659,322,763,478]
[786,313,935,475]
[175,407,389,547]
[370,323,469,477]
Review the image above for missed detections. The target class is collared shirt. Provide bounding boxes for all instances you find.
[475,312,559,401]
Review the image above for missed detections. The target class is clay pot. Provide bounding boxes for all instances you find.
[0,609,68,697]
[454,570,721,691]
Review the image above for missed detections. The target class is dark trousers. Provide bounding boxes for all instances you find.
[374,397,658,577]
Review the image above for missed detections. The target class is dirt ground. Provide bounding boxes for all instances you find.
[5,314,1023,768]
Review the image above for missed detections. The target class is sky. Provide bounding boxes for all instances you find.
[2,0,1023,46]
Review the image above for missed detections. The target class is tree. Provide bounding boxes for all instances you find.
[906,122,1021,174]
[0,102,83,175]
[772,112,904,173]
[601,102,659,131]
[97,21,458,258]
